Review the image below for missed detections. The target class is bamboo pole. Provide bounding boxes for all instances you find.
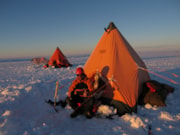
[54,81,59,107]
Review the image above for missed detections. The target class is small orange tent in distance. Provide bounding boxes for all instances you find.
[84,22,150,116]
[47,47,72,68]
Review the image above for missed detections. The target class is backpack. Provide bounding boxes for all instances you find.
[139,80,174,106]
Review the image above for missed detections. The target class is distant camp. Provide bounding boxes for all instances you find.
[31,57,49,64]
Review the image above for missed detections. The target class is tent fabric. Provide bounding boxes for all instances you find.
[48,47,72,67]
[84,22,150,115]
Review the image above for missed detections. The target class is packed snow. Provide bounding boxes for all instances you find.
[0,51,180,135]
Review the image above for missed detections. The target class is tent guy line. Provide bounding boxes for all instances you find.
[138,66,180,85]
[149,66,180,78]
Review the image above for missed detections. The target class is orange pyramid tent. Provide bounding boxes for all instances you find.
[84,22,150,115]
[48,47,72,68]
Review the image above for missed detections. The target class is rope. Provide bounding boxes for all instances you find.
[149,66,180,78]
[46,69,74,83]
[138,67,180,85]
[59,81,72,90]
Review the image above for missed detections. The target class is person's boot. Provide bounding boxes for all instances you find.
[58,100,67,108]
[70,111,79,118]
[70,106,84,118]
[85,111,93,119]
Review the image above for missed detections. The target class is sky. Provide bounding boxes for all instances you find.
[0,0,180,59]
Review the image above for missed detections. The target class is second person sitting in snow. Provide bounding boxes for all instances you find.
[66,67,100,118]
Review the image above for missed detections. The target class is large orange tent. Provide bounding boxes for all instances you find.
[84,22,150,115]
[48,47,72,68]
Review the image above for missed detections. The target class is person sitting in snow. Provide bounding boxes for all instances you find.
[66,67,98,118]
[46,67,106,118]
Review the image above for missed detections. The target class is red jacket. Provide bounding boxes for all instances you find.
[68,77,94,97]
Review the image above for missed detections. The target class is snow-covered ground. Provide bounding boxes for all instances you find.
[0,51,180,135]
